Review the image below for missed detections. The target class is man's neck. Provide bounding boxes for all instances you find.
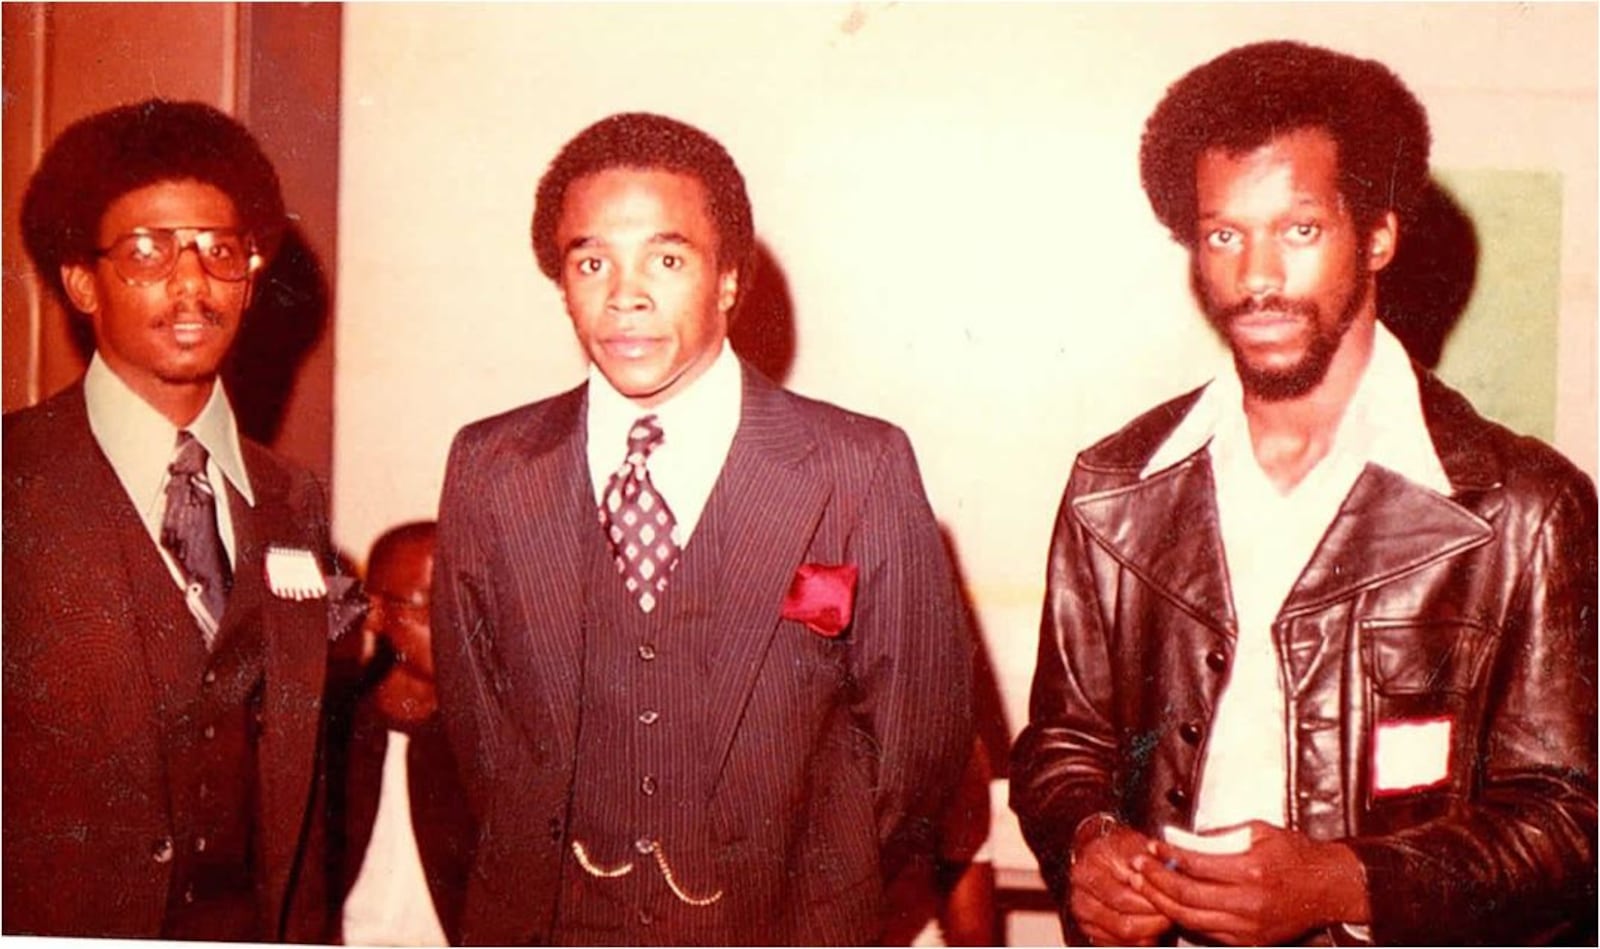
[102,360,216,428]
[1243,316,1376,493]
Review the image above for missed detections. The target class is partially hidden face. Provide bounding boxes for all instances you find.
[367,542,436,679]
[1190,127,1394,400]
[555,167,739,409]
[62,179,255,406]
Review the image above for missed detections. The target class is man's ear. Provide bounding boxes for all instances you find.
[61,263,100,315]
[717,267,740,316]
[1367,211,1399,274]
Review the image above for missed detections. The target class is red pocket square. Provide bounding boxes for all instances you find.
[781,562,859,637]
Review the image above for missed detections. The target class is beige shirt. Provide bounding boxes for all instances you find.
[584,342,742,550]
[83,353,255,604]
[1143,324,1451,834]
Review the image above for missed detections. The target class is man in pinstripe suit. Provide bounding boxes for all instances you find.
[431,112,973,945]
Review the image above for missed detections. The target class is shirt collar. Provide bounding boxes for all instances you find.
[585,341,741,465]
[1142,323,1451,495]
[83,352,256,512]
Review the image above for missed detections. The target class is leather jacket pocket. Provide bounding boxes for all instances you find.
[1362,618,1490,701]
[1359,619,1491,815]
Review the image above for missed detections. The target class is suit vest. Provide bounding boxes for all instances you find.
[133,492,266,941]
[556,494,732,944]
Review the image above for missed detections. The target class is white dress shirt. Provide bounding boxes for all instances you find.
[584,342,743,550]
[341,732,450,947]
[1143,324,1451,834]
[84,353,255,603]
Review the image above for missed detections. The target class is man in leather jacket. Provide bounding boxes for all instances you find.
[1011,40,1596,946]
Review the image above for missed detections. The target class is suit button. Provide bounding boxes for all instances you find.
[638,709,659,725]
[1178,721,1203,744]
[1166,786,1189,809]
[637,643,657,661]
[640,775,658,796]
[638,907,654,926]
[152,837,174,863]
[183,885,195,904]
[1205,649,1228,673]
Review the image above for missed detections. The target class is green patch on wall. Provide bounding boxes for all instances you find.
[1429,169,1562,444]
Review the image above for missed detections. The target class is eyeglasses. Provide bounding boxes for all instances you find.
[95,227,260,285]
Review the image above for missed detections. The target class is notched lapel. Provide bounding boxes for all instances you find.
[702,372,830,790]
[1283,464,1492,616]
[239,461,328,931]
[1072,451,1235,635]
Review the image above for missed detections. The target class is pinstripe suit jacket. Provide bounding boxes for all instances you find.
[433,362,974,944]
[1,382,334,940]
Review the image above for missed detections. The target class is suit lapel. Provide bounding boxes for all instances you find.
[50,388,179,799]
[238,454,327,931]
[1072,450,1236,636]
[702,368,831,790]
[495,389,594,766]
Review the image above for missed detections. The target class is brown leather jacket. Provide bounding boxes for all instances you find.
[1011,370,1597,945]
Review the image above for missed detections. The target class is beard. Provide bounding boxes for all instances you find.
[1192,259,1369,402]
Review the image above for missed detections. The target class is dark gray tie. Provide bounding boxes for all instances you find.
[160,431,232,645]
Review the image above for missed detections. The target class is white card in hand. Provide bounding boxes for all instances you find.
[1161,824,1252,855]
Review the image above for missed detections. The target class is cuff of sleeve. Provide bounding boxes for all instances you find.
[1068,811,1119,867]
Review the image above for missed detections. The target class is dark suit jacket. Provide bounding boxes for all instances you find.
[2,382,334,940]
[331,696,472,944]
[432,362,973,945]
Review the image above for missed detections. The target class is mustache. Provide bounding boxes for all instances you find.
[159,304,225,326]
[1211,294,1320,321]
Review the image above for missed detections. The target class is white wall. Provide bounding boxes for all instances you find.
[335,3,1598,744]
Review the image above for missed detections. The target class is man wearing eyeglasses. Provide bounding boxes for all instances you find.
[3,100,340,941]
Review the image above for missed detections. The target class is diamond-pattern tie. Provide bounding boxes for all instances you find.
[599,415,681,613]
[160,431,232,646]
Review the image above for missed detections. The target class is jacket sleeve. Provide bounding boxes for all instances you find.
[844,428,974,879]
[1008,467,1121,938]
[1346,473,1598,945]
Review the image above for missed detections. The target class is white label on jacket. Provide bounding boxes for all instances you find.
[1373,716,1452,794]
[265,545,327,600]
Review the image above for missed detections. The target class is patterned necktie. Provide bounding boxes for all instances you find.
[160,431,232,646]
[599,415,681,613]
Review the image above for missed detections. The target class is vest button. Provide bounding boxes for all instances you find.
[202,725,216,740]
[634,836,655,855]
[183,885,195,904]
[1205,649,1228,673]
[203,670,216,685]
[1166,786,1190,809]
[641,775,658,796]
[152,837,174,863]
[548,817,562,842]
[638,709,659,725]
[638,907,654,926]
[637,643,657,661]
[1178,721,1203,744]
[194,835,208,853]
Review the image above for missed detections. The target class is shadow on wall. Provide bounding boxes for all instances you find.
[226,223,331,444]
[729,239,796,385]
[939,524,1013,772]
[1379,177,1480,370]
